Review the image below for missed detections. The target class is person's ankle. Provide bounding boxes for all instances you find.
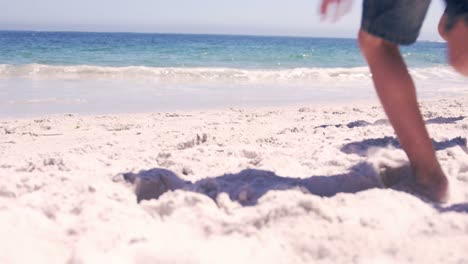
[413,163,447,183]
[412,165,449,203]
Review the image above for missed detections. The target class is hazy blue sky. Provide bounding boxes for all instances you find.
[0,0,446,40]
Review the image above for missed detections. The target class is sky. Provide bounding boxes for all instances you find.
[0,0,446,41]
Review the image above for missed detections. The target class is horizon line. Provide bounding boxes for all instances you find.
[0,29,444,43]
[0,28,359,40]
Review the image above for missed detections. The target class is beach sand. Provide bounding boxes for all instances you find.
[1,97,467,263]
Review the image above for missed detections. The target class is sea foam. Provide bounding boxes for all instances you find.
[0,64,460,84]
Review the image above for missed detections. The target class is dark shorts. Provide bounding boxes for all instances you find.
[361,0,468,45]
[445,0,468,30]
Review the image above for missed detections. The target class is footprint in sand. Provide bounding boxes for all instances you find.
[124,169,189,202]
[379,164,412,188]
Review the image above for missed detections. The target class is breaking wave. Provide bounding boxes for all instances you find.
[0,64,459,83]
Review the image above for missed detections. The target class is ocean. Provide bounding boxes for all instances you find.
[0,31,466,117]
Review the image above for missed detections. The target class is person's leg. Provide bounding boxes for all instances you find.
[440,1,468,76]
[358,31,448,202]
[359,0,449,202]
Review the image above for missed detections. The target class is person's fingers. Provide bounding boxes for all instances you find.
[333,0,352,21]
[321,0,354,22]
[333,0,340,21]
[321,0,349,20]
[320,0,334,16]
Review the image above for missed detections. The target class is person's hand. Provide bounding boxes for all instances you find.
[320,0,353,21]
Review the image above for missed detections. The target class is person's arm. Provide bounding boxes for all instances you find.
[320,0,352,21]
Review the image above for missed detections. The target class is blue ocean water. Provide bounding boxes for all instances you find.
[1,31,465,117]
[0,31,447,69]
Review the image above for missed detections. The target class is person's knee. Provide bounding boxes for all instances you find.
[358,30,381,53]
[447,20,468,76]
[438,14,449,41]
[449,51,468,76]
[358,30,398,57]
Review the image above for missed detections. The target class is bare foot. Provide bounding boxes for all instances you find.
[379,164,412,187]
[379,165,450,203]
[412,169,449,204]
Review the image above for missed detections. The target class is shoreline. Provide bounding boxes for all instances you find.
[0,94,465,121]
[1,64,466,120]
[0,96,379,121]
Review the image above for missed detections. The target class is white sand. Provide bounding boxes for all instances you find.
[1,97,468,263]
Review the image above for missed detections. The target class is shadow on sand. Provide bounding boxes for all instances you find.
[122,162,380,206]
[121,161,467,214]
[341,136,467,157]
[315,116,465,130]
[436,203,468,213]
[121,119,467,212]
[426,116,465,124]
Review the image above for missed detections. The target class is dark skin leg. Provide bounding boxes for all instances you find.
[358,30,449,203]
[439,14,468,76]
[318,0,464,203]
